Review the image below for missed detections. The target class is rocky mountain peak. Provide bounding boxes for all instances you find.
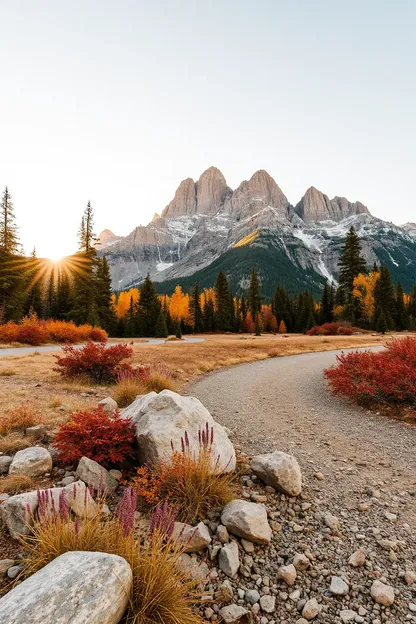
[195,167,232,215]
[98,229,119,245]
[295,187,370,222]
[151,212,161,222]
[225,170,289,219]
[162,177,196,218]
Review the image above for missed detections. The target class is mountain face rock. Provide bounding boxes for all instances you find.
[295,187,369,222]
[99,167,416,294]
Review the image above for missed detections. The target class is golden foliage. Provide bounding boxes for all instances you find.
[353,271,379,321]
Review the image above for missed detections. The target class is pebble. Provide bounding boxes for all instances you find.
[259,595,275,613]
[277,564,297,586]
[329,575,349,596]
[302,597,320,620]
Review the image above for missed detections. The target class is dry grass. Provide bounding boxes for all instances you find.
[0,474,35,494]
[145,370,176,393]
[0,433,32,454]
[0,405,40,436]
[0,368,16,377]
[22,510,202,624]
[113,377,148,407]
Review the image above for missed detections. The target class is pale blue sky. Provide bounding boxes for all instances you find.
[0,0,415,258]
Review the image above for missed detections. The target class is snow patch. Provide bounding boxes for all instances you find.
[156,261,174,272]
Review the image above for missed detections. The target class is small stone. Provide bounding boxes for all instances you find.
[384,511,397,521]
[259,595,275,613]
[245,589,260,604]
[172,521,211,553]
[177,554,209,581]
[329,576,349,596]
[75,456,118,493]
[217,524,229,543]
[60,476,75,486]
[405,570,416,585]
[219,541,240,578]
[9,447,52,477]
[221,500,272,544]
[370,580,394,606]
[302,597,320,620]
[7,565,23,579]
[109,469,122,481]
[277,564,297,586]
[25,424,46,441]
[340,610,357,623]
[314,472,324,480]
[241,539,255,553]
[348,549,366,567]
[216,580,234,602]
[219,604,251,623]
[251,451,302,496]
[293,553,310,571]
[0,456,12,475]
[98,396,118,414]
[408,603,416,613]
[324,513,340,530]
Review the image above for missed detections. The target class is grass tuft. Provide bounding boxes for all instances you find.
[0,368,16,377]
[113,376,147,408]
[0,433,32,454]
[0,474,35,494]
[0,405,40,436]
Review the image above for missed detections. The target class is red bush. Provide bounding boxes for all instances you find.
[307,322,354,336]
[55,340,133,383]
[325,337,416,407]
[54,406,136,467]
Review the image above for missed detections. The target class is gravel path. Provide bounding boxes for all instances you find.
[188,348,416,524]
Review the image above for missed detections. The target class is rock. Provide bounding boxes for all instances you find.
[0,559,15,576]
[219,604,252,623]
[324,513,340,530]
[216,580,234,602]
[0,455,12,475]
[9,447,52,477]
[405,570,416,585]
[302,597,320,620]
[295,186,368,222]
[75,456,118,493]
[221,500,272,544]
[196,167,232,216]
[64,480,99,518]
[251,451,302,496]
[25,425,46,441]
[329,576,349,596]
[121,390,236,473]
[348,549,366,567]
[177,554,209,581]
[384,511,397,521]
[109,469,122,481]
[293,552,310,571]
[60,476,75,486]
[314,472,324,480]
[370,580,395,606]
[245,589,260,604]
[162,177,197,218]
[7,565,23,579]
[172,521,211,552]
[217,524,229,543]
[98,396,118,414]
[259,594,275,613]
[340,610,357,623]
[0,491,38,537]
[277,564,297,586]
[241,539,255,553]
[219,541,240,577]
[0,551,132,623]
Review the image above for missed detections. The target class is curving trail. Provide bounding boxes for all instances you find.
[188,348,416,522]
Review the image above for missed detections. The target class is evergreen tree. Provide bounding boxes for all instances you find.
[45,271,58,319]
[126,295,136,337]
[373,265,396,330]
[376,310,388,334]
[0,187,20,254]
[55,270,73,320]
[214,272,233,331]
[203,297,215,332]
[247,268,262,323]
[134,274,160,336]
[394,282,408,331]
[95,256,116,334]
[24,249,43,317]
[154,308,168,338]
[338,226,366,305]
[320,282,333,324]
[189,283,203,332]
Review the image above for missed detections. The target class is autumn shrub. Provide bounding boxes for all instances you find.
[55,340,133,383]
[307,322,354,336]
[0,474,35,494]
[22,488,202,624]
[53,406,136,468]
[131,425,235,523]
[0,405,40,435]
[325,337,416,408]
[0,316,108,345]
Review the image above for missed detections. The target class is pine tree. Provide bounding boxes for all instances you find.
[55,270,73,320]
[247,268,262,323]
[373,265,396,330]
[338,227,366,305]
[24,248,43,317]
[394,282,408,331]
[376,310,388,334]
[203,297,215,332]
[135,274,160,337]
[154,308,168,338]
[189,283,203,332]
[215,272,233,331]
[0,187,20,254]
[95,256,116,334]
[320,282,332,324]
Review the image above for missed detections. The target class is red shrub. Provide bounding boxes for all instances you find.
[307,322,354,336]
[325,337,416,407]
[17,318,48,345]
[55,340,133,383]
[54,406,136,467]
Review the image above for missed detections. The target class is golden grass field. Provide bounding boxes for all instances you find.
[0,333,388,434]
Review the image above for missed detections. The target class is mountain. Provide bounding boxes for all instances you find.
[401,222,416,239]
[99,168,416,297]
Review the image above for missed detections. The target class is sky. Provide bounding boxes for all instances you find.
[0,0,415,259]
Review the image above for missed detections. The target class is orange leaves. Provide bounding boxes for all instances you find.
[0,315,108,346]
[114,288,139,319]
[352,271,379,322]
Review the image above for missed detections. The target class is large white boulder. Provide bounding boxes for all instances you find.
[251,451,302,496]
[121,390,236,473]
[0,551,132,623]
[0,491,38,538]
[221,500,272,544]
[9,447,52,477]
